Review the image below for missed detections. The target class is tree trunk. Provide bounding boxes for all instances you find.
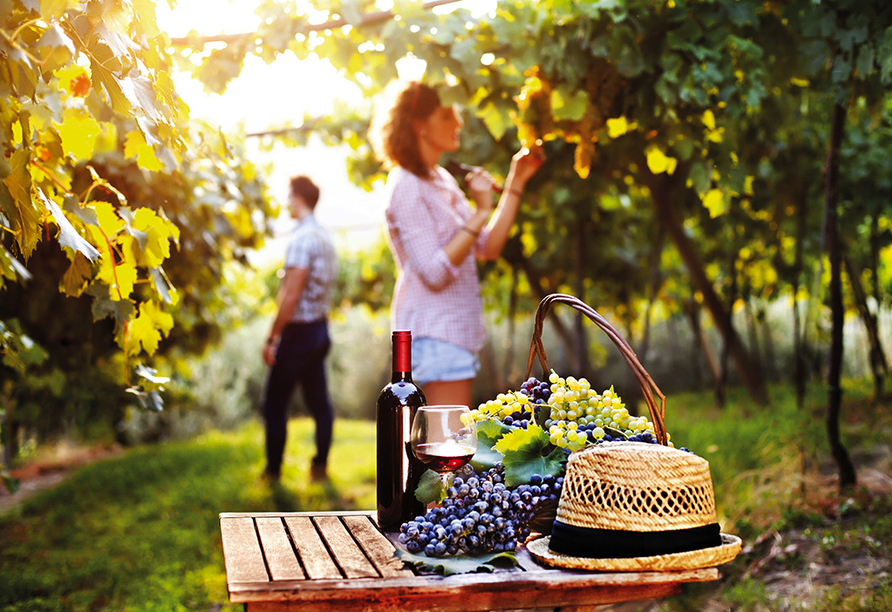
[627,225,665,414]
[644,168,770,405]
[743,295,764,381]
[758,303,777,383]
[684,296,725,407]
[505,265,519,386]
[793,191,808,409]
[868,212,886,399]
[573,215,590,375]
[844,255,887,400]
[822,101,857,490]
[516,251,577,374]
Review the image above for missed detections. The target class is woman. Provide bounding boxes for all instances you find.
[370,80,543,407]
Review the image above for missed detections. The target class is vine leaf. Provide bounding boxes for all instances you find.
[128,299,173,356]
[2,149,40,258]
[40,192,101,261]
[470,419,510,471]
[60,253,93,297]
[414,469,445,505]
[394,548,518,576]
[494,425,566,488]
[55,107,101,160]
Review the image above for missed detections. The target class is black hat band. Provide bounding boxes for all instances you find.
[548,520,723,559]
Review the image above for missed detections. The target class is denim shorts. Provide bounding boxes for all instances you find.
[412,337,480,384]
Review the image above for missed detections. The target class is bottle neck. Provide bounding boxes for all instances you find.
[392,331,412,382]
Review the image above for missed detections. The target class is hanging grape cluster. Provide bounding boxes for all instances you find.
[513,60,626,179]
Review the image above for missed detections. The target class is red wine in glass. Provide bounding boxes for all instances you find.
[410,405,478,485]
[414,442,476,473]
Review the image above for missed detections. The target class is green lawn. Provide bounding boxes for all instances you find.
[0,418,376,612]
[1,380,889,611]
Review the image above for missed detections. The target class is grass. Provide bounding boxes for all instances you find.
[0,418,376,612]
[1,379,889,611]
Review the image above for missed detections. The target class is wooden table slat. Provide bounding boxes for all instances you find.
[220,517,270,584]
[314,516,380,579]
[283,516,342,580]
[256,517,305,581]
[342,515,411,578]
[221,512,725,611]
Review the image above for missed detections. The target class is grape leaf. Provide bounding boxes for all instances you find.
[414,469,445,504]
[96,255,137,301]
[2,149,40,258]
[394,548,518,576]
[128,299,173,356]
[494,425,566,487]
[0,245,32,283]
[150,267,177,305]
[470,419,511,471]
[55,107,101,160]
[131,207,174,266]
[124,130,163,172]
[40,191,101,261]
[88,282,135,322]
[60,252,93,297]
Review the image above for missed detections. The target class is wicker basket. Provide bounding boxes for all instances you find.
[524,293,668,445]
[522,294,741,571]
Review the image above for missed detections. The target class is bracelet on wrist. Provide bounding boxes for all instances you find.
[460,226,480,237]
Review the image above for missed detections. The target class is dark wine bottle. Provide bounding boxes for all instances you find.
[376,330,426,531]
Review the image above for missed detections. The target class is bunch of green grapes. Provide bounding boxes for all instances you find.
[542,371,668,452]
[469,390,536,428]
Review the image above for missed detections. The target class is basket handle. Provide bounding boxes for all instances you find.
[523,293,668,446]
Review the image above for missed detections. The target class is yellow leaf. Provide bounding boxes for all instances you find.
[97,254,137,301]
[702,110,716,130]
[132,208,172,267]
[59,252,94,297]
[129,299,173,356]
[55,107,101,160]
[95,121,118,154]
[91,201,126,239]
[706,127,724,143]
[54,64,91,95]
[124,129,163,171]
[606,116,630,138]
[702,188,726,217]
[520,229,537,259]
[646,147,677,175]
[744,175,755,196]
[130,0,161,38]
[574,141,593,179]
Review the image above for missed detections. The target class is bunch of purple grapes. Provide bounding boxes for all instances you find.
[518,376,552,426]
[398,463,563,557]
[519,376,552,403]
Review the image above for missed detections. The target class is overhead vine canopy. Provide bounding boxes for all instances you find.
[1,0,275,402]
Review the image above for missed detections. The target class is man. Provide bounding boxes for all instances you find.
[261,175,338,483]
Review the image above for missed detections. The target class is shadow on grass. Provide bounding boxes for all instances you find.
[265,478,347,513]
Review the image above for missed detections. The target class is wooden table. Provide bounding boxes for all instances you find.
[220,511,720,612]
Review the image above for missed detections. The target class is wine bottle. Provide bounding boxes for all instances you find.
[376,330,426,531]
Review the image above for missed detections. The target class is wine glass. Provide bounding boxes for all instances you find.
[410,405,478,488]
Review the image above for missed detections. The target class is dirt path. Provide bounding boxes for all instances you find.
[0,443,123,515]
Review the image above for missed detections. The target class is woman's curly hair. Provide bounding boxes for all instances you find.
[369,80,441,179]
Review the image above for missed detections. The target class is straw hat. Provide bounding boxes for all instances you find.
[527,441,742,571]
